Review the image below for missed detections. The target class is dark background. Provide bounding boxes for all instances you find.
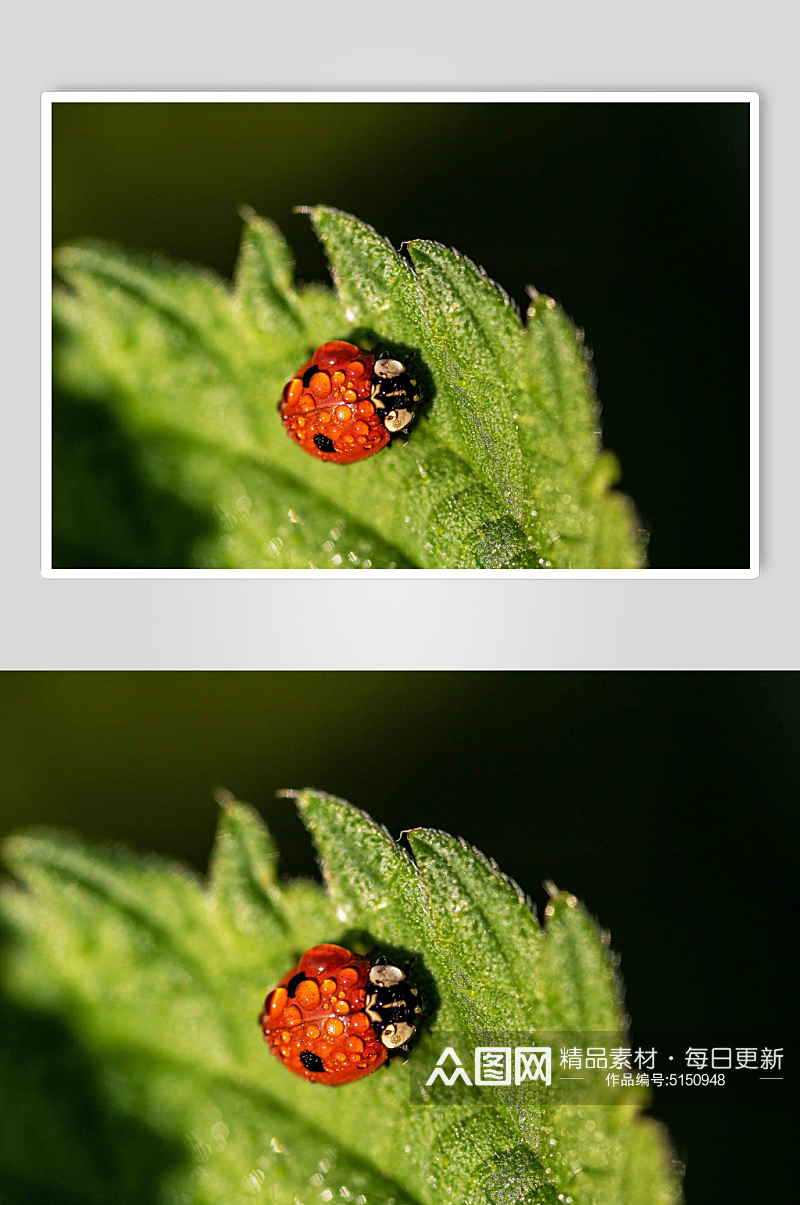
[52,101,751,570]
[0,672,794,1202]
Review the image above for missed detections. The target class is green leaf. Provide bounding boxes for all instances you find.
[0,793,680,1205]
[404,828,542,1031]
[537,887,623,1032]
[233,206,305,337]
[208,795,289,939]
[519,295,645,568]
[53,207,643,569]
[296,790,424,946]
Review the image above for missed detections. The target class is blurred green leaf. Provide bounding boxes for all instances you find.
[520,296,643,567]
[53,208,643,569]
[0,793,679,1204]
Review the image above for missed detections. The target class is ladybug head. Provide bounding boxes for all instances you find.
[370,353,420,435]
[365,956,423,1052]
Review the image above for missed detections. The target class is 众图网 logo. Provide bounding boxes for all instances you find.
[413,1036,787,1104]
[425,1046,552,1087]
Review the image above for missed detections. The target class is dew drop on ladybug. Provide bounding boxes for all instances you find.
[279,342,423,464]
[259,944,422,1085]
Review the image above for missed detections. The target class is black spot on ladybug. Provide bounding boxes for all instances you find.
[299,1050,325,1073]
[286,973,307,997]
[313,433,336,453]
[301,365,319,387]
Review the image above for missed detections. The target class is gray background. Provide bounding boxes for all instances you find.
[3,1,796,669]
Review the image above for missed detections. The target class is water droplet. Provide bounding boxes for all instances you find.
[211,1121,229,1149]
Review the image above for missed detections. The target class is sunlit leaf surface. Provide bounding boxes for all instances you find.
[53,209,644,568]
[0,793,678,1203]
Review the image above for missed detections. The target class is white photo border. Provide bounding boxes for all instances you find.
[41,90,759,580]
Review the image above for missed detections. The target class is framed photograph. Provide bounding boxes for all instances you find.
[43,92,758,577]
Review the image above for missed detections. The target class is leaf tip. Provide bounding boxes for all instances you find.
[213,785,236,809]
[293,790,400,855]
[526,293,559,323]
[293,787,350,815]
[587,449,622,494]
[291,788,347,830]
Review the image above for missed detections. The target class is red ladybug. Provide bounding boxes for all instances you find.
[279,341,422,465]
[259,944,422,1085]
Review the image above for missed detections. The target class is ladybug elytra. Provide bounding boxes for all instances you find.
[279,341,423,465]
[259,943,422,1085]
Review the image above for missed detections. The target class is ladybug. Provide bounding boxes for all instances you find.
[279,341,422,464]
[259,943,422,1085]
